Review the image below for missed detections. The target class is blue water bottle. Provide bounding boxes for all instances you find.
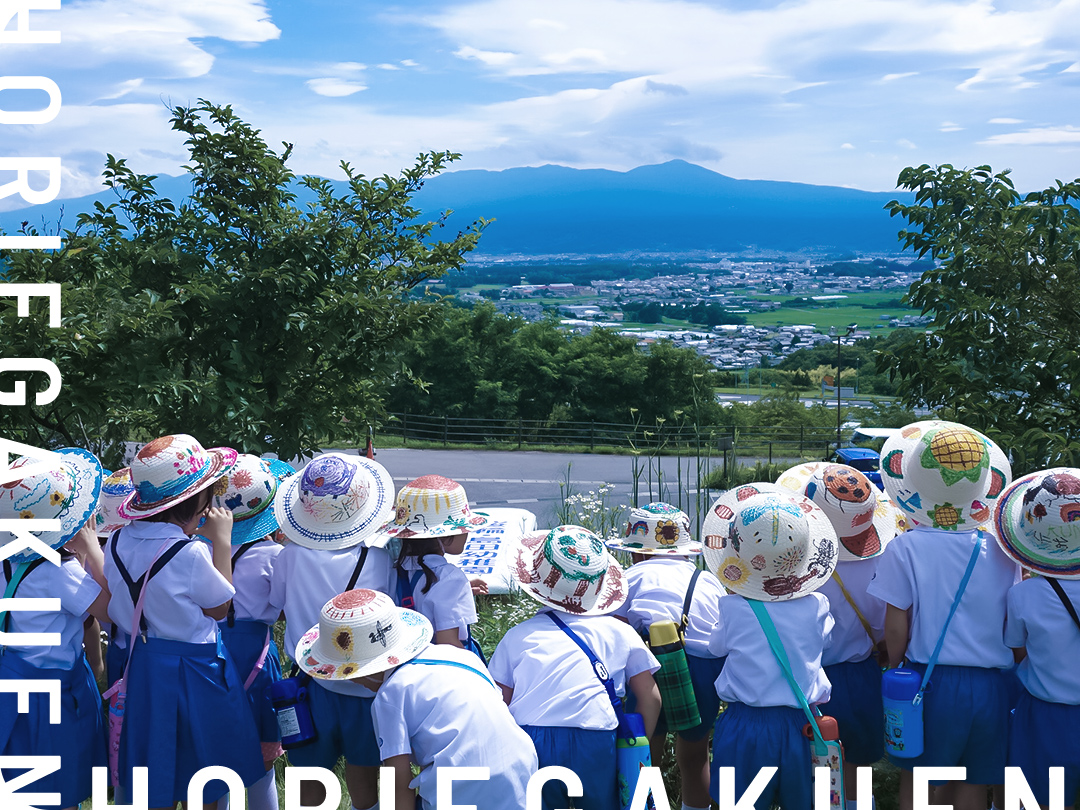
[882,668,923,758]
[616,711,654,810]
[271,674,317,749]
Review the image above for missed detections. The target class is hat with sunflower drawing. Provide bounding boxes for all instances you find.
[606,502,701,555]
[296,588,433,680]
[994,468,1080,579]
[702,484,838,602]
[880,420,1006,532]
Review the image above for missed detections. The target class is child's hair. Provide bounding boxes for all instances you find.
[396,537,443,594]
[144,487,213,528]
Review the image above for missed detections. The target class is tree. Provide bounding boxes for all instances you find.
[0,101,483,465]
[878,164,1080,472]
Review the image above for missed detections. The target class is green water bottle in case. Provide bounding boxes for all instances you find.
[648,619,700,731]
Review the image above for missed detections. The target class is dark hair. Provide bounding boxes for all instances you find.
[144,486,214,529]
[396,537,443,594]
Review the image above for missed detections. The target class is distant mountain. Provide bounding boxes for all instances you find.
[3,160,911,255]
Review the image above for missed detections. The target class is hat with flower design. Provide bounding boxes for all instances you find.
[0,447,103,563]
[606,502,701,555]
[273,452,395,551]
[776,462,900,561]
[296,588,433,680]
[513,524,628,615]
[118,434,237,520]
[879,421,1007,532]
[211,454,296,545]
[369,474,490,548]
[95,467,134,537]
[702,483,838,602]
[994,468,1080,579]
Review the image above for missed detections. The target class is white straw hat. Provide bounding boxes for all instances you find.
[606,502,701,555]
[994,468,1080,579]
[513,525,628,615]
[371,474,489,547]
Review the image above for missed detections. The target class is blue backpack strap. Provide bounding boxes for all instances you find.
[406,657,498,690]
[1,557,48,635]
[546,611,625,726]
[395,567,424,609]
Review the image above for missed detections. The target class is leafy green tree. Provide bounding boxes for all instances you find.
[879,164,1080,471]
[0,101,482,465]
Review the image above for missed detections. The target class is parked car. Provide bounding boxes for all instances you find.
[827,446,883,488]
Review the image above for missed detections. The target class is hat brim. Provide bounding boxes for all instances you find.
[118,447,238,520]
[604,538,703,555]
[266,458,296,481]
[296,608,433,680]
[369,510,492,546]
[229,504,281,546]
[3,448,104,564]
[513,536,628,616]
[994,470,1080,579]
[273,457,396,550]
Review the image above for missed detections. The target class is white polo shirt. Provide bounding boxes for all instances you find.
[1005,576,1080,705]
[819,559,886,666]
[230,539,282,624]
[487,610,659,730]
[392,555,477,643]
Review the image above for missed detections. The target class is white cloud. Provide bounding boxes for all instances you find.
[988,117,1023,124]
[454,46,517,66]
[897,138,917,149]
[940,122,963,132]
[376,63,400,70]
[841,143,855,149]
[882,72,917,81]
[306,78,368,97]
[400,59,419,67]
[979,126,1080,146]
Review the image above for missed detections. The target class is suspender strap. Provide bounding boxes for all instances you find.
[347,547,369,591]
[830,570,875,642]
[227,541,260,627]
[111,537,192,636]
[406,657,498,690]
[1,557,48,634]
[914,534,983,706]
[546,611,625,724]
[679,567,702,638]
[1047,578,1080,633]
[395,566,423,609]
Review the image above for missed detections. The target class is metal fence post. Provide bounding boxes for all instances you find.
[517,418,523,450]
[590,421,595,451]
[443,415,449,447]
[402,413,408,448]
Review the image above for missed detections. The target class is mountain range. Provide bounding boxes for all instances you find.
[5,160,912,256]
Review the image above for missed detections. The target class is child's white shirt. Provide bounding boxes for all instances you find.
[819,558,886,666]
[372,643,538,810]
[867,526,1019,668]
[611,556,726,658]
[2,557,99,669]
[268,541,392,697]
[105,521,234,645]
[393,555,477,643]
[487,610,660,730]
[708,592,834,707]
[1005,576,1080,705]
[230,538,282,624]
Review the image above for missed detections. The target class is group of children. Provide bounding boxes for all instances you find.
[0,419,1077,810]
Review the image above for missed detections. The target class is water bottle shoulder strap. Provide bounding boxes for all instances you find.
[679,567,702,637]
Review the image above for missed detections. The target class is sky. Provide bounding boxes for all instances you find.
[4,0,1080,206]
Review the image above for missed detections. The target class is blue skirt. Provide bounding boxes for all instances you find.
[821,657,884,765]
[0,653,106,808]
[106,626,129,689]
[118,635,265,806]
[219,619,283,743]
[1008,691,1080,805]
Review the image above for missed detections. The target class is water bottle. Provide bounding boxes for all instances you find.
[882,667,924,758]
[270,674,317,749]
[616,711,653,810]
[648,619,701,731]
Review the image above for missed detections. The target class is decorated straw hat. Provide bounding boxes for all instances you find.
[95,467,134,537]
[880,421,1005,531]
[977,440,1013,532]
[119,434,238,520]
[994,468,1080,579]
[513,524,628,615]
[0,447,103,563]
[606,502,701,555]
[212,454,295,546]
[702,484,838,602]
[296,589,433,680]
[371,474,490,547]
[273,453,395,551]
[776,462,899,561]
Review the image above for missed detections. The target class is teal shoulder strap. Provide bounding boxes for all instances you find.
[406,657,498,690]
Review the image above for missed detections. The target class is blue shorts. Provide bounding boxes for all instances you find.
[711,702,812,810]
[522,725,617,810]
[822,657,884,765]
[0,653,106,809]
[285,680,380,768]
[888,663,1008,785]
[1008,691,1080,805]
[220,619,283,743]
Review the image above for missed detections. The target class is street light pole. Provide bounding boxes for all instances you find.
[836,324,857,449]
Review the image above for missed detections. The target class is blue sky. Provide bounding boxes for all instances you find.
[4,0,1080,205]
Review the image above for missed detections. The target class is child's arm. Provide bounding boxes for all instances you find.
[200,506,235,620]
[384,754,416,810]
[497,682,513,706]
[433,628,465,648]
[627,671,662,738]
[883,604,910,669]
[83,618,104,684]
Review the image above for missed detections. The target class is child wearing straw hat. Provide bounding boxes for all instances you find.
[867,421,1020,810]
[268,452,396,810]
[702,483,839,810]
[106,434,264,808]
[488,524,662,810]
[608,502,726,810]
[295,588,538,810]
[0,448,108,810]
[209,453,294,810]
[994,468,1080,808]
[371,475,490,656]
[96,466,135,688]
[776,462,902,808]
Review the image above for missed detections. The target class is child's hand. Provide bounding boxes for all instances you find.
[470,578,489,596]
[201,506,234,545]
[64,520,99,559]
